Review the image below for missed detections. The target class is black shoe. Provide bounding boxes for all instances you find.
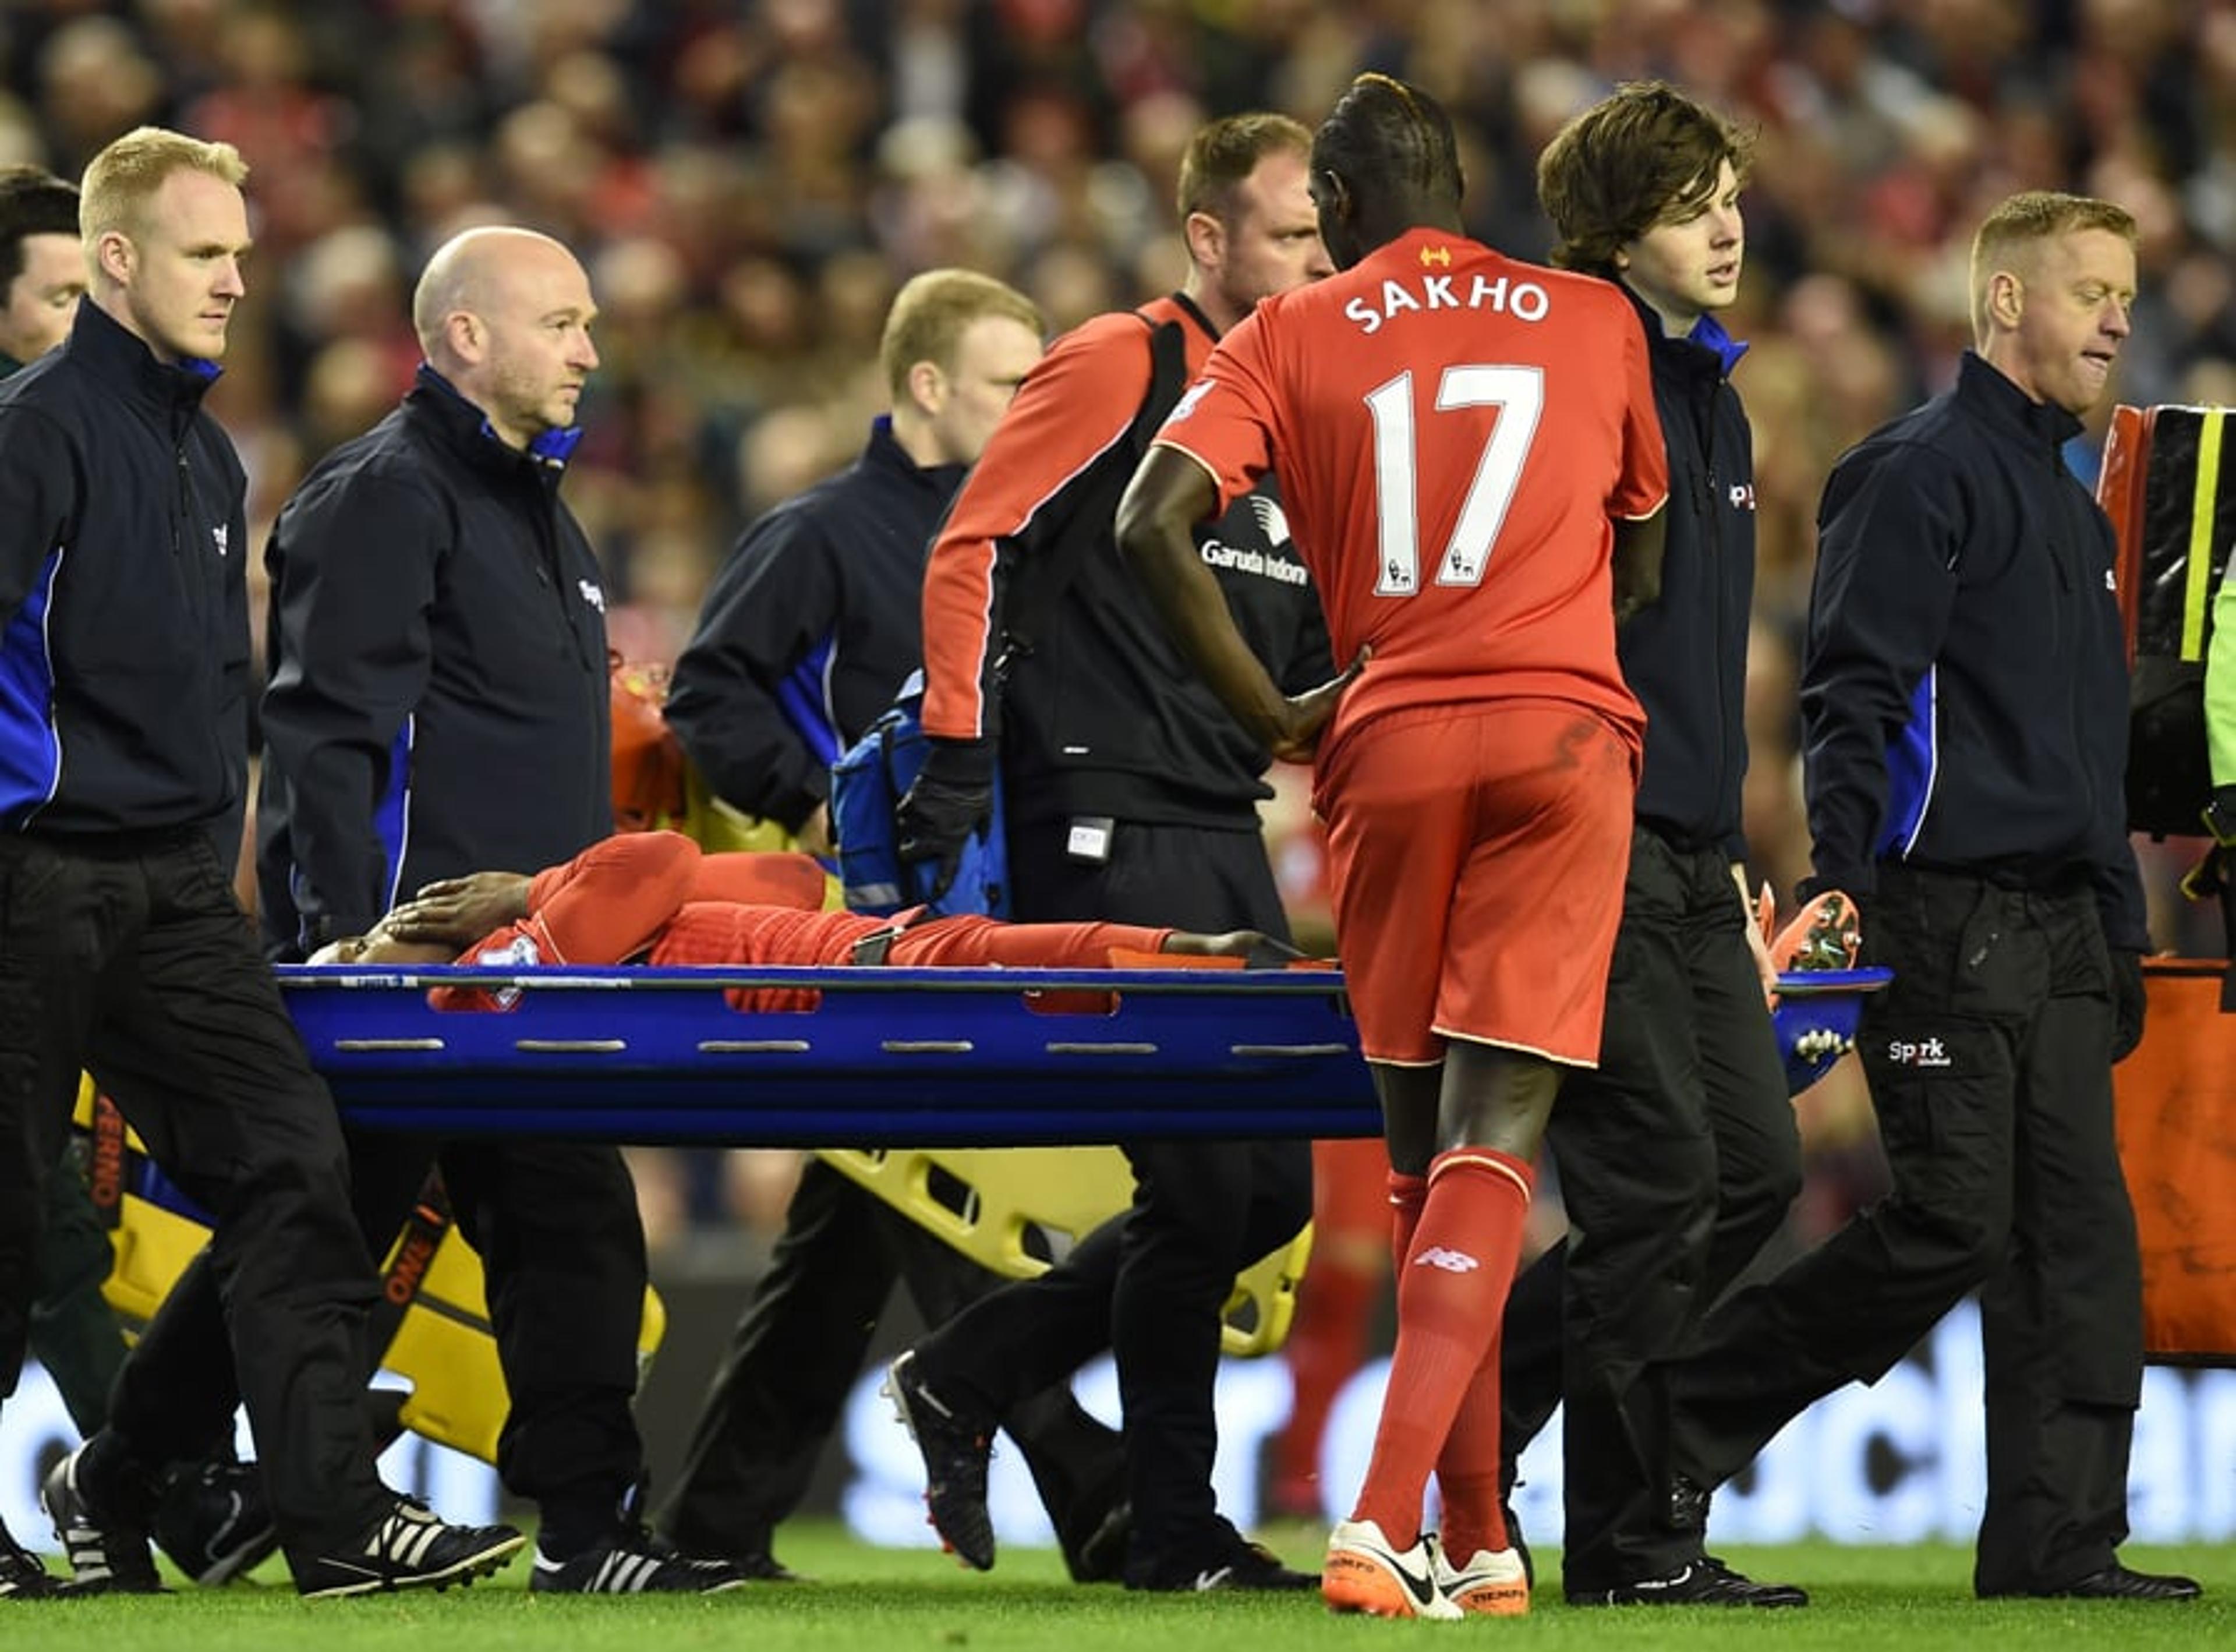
[730,1549,802,1583]
[2039,1564,2202,1602]
[295,1497,523,1598]
[882,1352,996,1571]
[0,1516,66,1600]
[43,1446,165,1595]
[1067,1502,1130,1584]
[1569,1554,1809,1608]
[530,1527,758,1594]
[1131,1533,1318,1593]
[153,1458,279,1587]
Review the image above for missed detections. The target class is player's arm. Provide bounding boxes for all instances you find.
[1117,444,1316,758]
[390,832,702,963]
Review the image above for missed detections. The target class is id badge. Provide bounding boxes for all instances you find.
[1066,816,1115,864]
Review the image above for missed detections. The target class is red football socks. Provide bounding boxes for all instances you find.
[1349,1147,1533,1548]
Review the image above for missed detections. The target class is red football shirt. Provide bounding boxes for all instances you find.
[1152,228,1665,757]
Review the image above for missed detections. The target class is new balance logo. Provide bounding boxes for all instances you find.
[1886,1037,1952,1069]
[1414,1246,1480,1274]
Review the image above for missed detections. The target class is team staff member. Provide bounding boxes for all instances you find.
[657,271,1130,1583]
[247,226,749,1593]
[886,112,1333,1594]
[1119,74,1668,1619]
[1494,83,1805,1608]
[1663,191,2200,1603]
[0,127,519,1600]
[0,165,131,1466]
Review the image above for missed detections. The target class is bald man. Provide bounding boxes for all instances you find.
[244,226,755,1591]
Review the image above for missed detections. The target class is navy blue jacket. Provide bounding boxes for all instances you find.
[257,366,612,957]
[1800,351,2147,950]
[1618,291,1756,860]
[0,301,250,847]
[664,416,965,833]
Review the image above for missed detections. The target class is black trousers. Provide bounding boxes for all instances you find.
[126,1126,653,1544]
[910,816,1313,1584]
[1667,864,2143,1594]
[1497,829,1799,1587]
[654,1158,1124,1564]
[0,829,390,1566]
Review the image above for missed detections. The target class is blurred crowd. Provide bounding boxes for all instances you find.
[4,0,2230,1255]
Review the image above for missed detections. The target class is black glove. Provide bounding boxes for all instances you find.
[2110,947,2147,1063]
[896,737,994,901]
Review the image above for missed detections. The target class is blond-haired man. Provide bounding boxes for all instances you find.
[0,127,522,1599]
[1662,192,2199,1602]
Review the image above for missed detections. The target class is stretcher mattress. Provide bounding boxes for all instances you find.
[278,963,1890,1144]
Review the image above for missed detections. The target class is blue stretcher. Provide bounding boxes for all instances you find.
[277,963,1890,1144]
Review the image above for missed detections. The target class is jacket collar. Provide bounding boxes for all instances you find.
[65,298,222,416]
[1955,349,2082,450]
[865,413,966,496]
[1623,282,1748,377]
[406,362,583,479]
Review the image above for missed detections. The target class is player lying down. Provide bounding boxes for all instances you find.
[310,830,1305,1002]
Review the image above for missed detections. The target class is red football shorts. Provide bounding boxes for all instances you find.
[1315,699,1637,1066]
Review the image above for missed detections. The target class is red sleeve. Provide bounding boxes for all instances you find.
[1145,312,1282,517]
[919,312,1158,740]
[1611,306,1670,520]
[689,851,827,910]
[520,830,701,963]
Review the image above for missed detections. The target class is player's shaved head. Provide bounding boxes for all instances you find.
[1309,74,1465,268]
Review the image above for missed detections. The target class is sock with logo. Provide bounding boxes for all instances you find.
[1348,1147,1533,1547]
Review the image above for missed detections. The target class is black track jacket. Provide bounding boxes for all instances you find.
[1618,291,1757,861]
[0,302,250,848]
[258,366,612,957]
[1800,351,2147,951]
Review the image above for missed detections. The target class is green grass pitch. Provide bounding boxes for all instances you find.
[2,1522,2226,1650]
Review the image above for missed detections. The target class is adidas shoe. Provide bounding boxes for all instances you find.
[295,1497,523,1599]
[43,1444,164,1594]
[1322,1518,1463,1620]
[0,1515,66,1599]
[530,1527,756,1593]
[882,1351,995,1570]
[1432,1540,1530,1616]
